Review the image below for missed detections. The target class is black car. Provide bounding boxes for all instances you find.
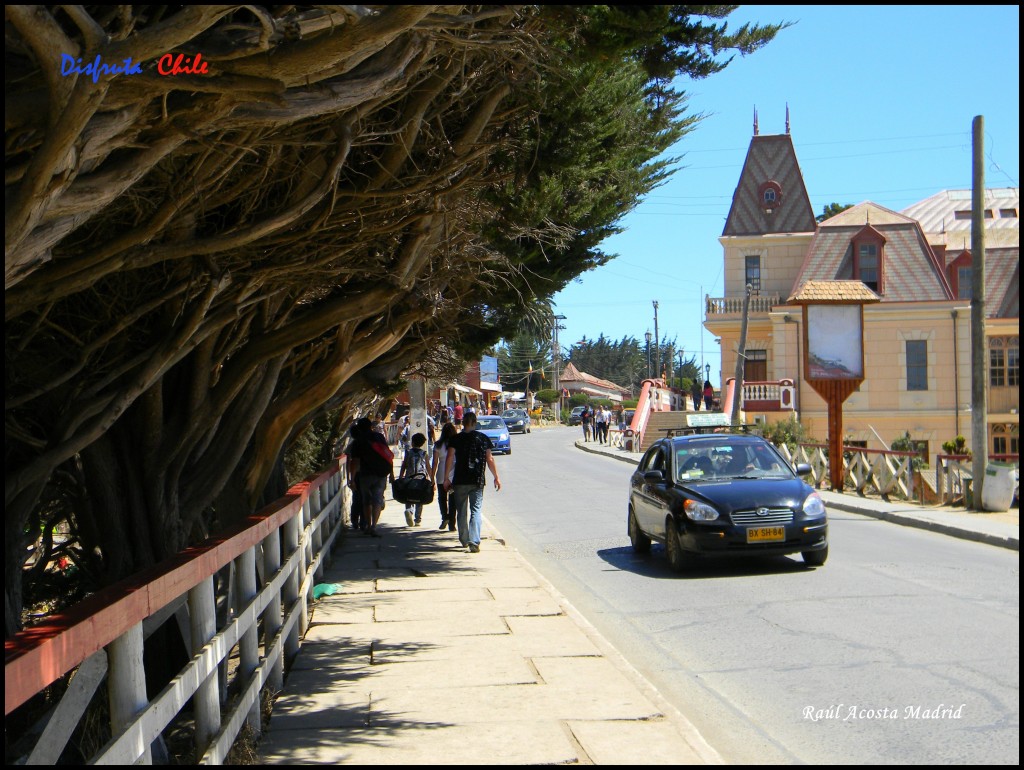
[501,408,531,434]
[627,433,828,571]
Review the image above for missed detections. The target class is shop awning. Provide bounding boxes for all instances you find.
[479,381,502,393]
[448,383,482,396]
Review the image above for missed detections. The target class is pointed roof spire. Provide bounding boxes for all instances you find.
[786,103,790,134]
[753,106,759,136]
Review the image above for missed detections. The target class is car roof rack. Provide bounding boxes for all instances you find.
[659,424,764,437]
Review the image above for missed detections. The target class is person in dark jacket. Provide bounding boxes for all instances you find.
[443,412,501,552]
[347,417,395,537]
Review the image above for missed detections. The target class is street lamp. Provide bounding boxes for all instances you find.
[553,314,566,422]
[677,349,684,388]
[705,362,711,385]
[645,330,652,379]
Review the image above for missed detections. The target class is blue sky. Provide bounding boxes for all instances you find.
[551,5,1020,384]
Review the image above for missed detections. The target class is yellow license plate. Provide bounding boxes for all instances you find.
[746,526,785,543]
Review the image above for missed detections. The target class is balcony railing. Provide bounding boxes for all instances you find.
[706,292,781,316]
[737,379,796,412]
[990,386,1019,414]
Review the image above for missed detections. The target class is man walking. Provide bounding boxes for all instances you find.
[443,412,501,552]
[347,417,395,537]
[594,405,607,444]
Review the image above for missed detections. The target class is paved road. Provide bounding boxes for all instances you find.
[485,427,1020,764]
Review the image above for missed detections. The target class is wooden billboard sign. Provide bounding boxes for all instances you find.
[789,281,880,491]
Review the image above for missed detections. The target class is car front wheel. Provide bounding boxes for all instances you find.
[628,508,651,553]
[802,545,828,567]
[665,517,689,573]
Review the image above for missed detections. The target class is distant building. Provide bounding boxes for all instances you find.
[705,126,1018,464]
[558,362,631,403]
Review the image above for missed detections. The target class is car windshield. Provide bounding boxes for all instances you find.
[502,410,525,418]
[475,417,505,431]
[675,439,794,482]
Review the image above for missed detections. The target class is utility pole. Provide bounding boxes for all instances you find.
[970,116,987,509]
[730,284,753,426]
[553,313,566,422]
[652,300,660,380]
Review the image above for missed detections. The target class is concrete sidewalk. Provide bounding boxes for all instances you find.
[575,436,1019,551]
[258,436,1016,765]
[259,516,723,765]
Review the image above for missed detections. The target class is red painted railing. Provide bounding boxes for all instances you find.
[5,460,347,764]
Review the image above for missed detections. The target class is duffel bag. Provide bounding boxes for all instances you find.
[392,475,435,505]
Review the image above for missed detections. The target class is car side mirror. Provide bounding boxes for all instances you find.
[643,469,665,482]
[794,462,812,476]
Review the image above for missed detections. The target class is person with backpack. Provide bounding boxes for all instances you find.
[347,417,395,537]
[399,433,432,526]
[443,412,501,552]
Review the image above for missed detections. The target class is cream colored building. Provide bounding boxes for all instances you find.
[705,130,1019,465]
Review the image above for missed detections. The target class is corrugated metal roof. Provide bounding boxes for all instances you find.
[722,134,817,237]
[901,188,1019,235]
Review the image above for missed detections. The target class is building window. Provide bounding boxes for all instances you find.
[990,336,1019,387]
[744,349,767,382]
[745,256,761,292]
[999,208,1018,219]
[858,244,879,291]
[906,340,927,391]
[992,424,1018,458]
[957,266,972,299]
[758,180,783,212]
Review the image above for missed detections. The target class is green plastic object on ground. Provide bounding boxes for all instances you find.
[313,583,342,599]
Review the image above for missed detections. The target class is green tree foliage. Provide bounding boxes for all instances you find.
[816,202,854,223]
[761,417,818,452]
[534,389,560,405]
[567,333,702,393]
[496,334,552,394]
[5,5,785,634]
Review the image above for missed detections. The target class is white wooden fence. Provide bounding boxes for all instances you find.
[5,461,348,765]
[775,443,923,501]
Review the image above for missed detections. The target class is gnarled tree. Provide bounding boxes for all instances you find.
[5,4,785,635]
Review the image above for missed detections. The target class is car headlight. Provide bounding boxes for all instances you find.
[802,492,826,519]
[500,433,509,441]
[683,499,719,521]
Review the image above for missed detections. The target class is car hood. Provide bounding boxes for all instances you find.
[677,477,813,513]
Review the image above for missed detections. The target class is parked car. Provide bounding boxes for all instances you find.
[568,405,587,426]
[627,433,828,571]
[501,408,531,434]
[474,415,511,455]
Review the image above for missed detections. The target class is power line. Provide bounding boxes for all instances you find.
[678,130,969,154]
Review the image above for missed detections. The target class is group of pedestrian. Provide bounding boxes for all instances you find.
[345,410,501,553]
[580,405,612,444]
[690,380,715,411]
